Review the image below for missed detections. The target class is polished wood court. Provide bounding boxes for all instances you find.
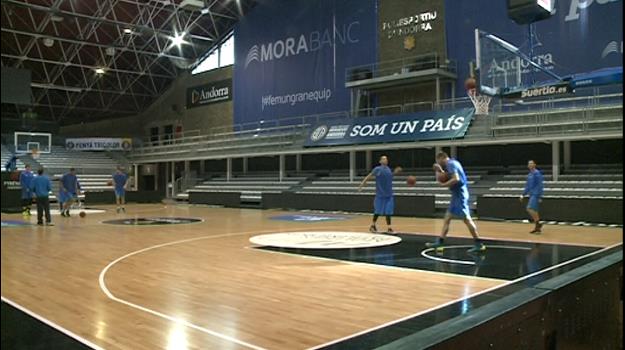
[1,204,622,349]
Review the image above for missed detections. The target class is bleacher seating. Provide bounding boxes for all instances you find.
[182,174,310,202]
[488,164,623,199]
[1,144,25,171]
[36,146,118,174]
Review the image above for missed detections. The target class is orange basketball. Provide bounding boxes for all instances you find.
[406,176,417,186]
[79,211,86,218]
[436,172,449,183]
[464,77,477,91]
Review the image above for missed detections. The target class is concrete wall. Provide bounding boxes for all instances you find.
[59,66,233,139]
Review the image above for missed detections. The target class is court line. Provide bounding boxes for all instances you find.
[99,231,268,350]
[244,246,505,283]
[98,225,373,350]
[420,245,533,266]
[0,296,106,350]
[307,241,623,350]
[400,230,613,248]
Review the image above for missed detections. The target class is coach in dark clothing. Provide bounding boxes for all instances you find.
[30,168,54,226]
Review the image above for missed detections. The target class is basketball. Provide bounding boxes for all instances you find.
[107,180,113,186]
[79,211,86,218]
[464,77,477,91]
[436,172,449,183]
[406,176,417,186]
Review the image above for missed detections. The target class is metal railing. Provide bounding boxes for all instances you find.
[345,52,457,82]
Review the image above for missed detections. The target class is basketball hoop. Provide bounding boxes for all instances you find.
[467,88,492,115]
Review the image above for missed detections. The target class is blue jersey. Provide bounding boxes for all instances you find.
[446,159,469,196]
[373,165,393,198]
[524,169,544,196]
[19,170,34,199]
[61,173,80,193]
[30,175,52,198]
[113,172,128,190]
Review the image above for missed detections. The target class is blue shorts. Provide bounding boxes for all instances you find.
[115,188,125,197]
[58,191,77,204]
[448,194,471,218]
[374,196,394,215]
[527,195,541,211]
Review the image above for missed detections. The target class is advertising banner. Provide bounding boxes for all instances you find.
[305,108,474,147]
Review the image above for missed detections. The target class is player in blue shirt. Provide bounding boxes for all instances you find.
[19,164,34,216]
[112,166,129,213]
[426,152,485,253]
[358,155,402,234]
[520,160,544,234]
[30,168,53,226]
[59,168,81,217]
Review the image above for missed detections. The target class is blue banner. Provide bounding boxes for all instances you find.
[445,0,623,95]
[234,0,377,125]
[304,109,475,147]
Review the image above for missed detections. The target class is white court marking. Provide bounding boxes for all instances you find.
[98,225,382,349]
[420,245,533,266]
[0,296,106,350]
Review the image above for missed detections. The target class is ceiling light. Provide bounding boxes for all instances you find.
[123,28,133,34]
[200,8,209,15]
[43,38,54,47]
[170,31,187,48]
[94,68,105,74]
[105,47,116,56]
[50,14,64,22]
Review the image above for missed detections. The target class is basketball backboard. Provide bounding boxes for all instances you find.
[14,132,51,154]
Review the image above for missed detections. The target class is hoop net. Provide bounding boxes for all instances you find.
[467,88,492,115]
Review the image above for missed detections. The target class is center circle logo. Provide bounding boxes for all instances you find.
[102,217,203,225]
[310,125,328,142]
[250,231,401,249]
[66,141,75,149]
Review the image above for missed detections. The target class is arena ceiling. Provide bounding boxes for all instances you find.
[1,0,255,125]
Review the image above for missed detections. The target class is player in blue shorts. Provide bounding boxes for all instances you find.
[59,168,81,217]
[358,155,402,234]
[520,160,544,234]
[112,166,129,213]
[426,152,485,253]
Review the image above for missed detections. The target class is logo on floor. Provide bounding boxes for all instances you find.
[250,231,401,249]
[102,217,203,225]
[1,220,31,228]
[269,214,351,222]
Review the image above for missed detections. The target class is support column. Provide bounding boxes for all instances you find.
[133,164,138,190]
[170,161,175,198]
[563,140,571,171]
[279,154,285,182]
[435,77,441,106]
[552,141,560,182]
[226,158,232,182]
[295,154,302,173]
[184,160,190,177]
[435,146,442,158]
[199,159,205,176]
[450,145,458,158]
[164,162,168,197]
[365,150,372,171]
[349,151,356,183]
[242,157,248,174]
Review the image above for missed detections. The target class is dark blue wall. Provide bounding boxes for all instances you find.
[233,0,377,126]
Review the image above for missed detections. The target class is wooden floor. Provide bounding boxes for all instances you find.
[1,204,622,350]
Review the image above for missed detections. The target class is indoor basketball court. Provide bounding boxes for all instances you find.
[1,0,622,349]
